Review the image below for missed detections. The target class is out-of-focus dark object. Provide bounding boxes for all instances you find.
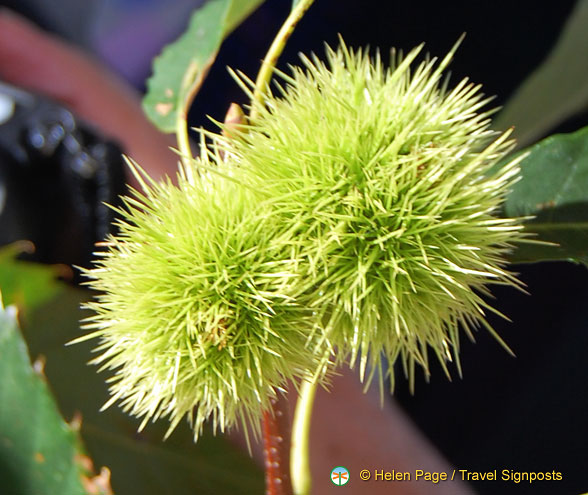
[0,80,127,279]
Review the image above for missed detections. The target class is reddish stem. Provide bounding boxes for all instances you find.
[262,394,293,495]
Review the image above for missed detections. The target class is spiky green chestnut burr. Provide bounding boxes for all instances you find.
[77,154,322,440]
[223,40,525,387]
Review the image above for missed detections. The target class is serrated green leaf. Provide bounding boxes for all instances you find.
[0,242,64,317]
[0,300,107,495]
[22,288,263,495]
[142,0,264,133]
[505,126,588,266]
[494,0,588,147]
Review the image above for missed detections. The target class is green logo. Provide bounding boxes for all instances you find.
[331,466,350,486]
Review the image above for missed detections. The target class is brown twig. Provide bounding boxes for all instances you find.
[262,394,293,495]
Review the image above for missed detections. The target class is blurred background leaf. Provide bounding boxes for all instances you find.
[142,0,264,133]
[0,242,64,317]
[505,125,588,266]
[0,301,107,495]
[493,0,588,147]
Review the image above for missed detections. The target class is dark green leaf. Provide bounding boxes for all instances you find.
[494,0,588,147]
[23,288,264,495]
[0,301,106,495]
[505,126,588,266]
[142,0,264,133]
[0,242,64,315]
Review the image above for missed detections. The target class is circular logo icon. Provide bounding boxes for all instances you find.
[331,466,350,486]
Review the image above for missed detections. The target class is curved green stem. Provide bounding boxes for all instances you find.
[250,0,315,122]
[176,107,193,168]
[176,58,214,168]
[290,375,319,495]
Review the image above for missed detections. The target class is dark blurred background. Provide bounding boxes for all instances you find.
[1,1,587,494]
